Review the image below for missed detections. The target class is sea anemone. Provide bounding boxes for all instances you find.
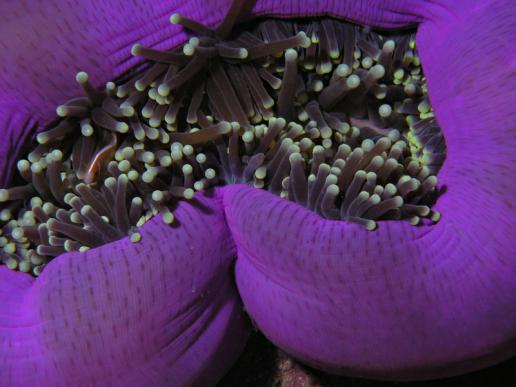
[0,0,514,385]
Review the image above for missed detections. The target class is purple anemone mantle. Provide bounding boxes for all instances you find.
[1,0,515,385]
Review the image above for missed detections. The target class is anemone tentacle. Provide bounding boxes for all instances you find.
[1,13,443,275]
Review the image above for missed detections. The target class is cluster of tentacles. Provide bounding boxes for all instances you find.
[0,13,445,276]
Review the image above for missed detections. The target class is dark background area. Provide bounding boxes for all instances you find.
[218,332,516,387]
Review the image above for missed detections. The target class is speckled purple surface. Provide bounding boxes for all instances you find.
[1,1,515,385]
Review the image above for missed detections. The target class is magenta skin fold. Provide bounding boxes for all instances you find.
[0,1,515,385]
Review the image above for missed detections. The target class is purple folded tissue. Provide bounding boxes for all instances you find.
[0,0,514,386]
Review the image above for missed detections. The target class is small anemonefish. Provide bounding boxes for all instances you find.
[84,132,118,184]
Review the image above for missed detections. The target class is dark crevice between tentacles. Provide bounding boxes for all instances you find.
[0,7,446,276]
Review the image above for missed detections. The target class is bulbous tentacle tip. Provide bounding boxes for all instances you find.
[131,43,143,57]
[170,13,182,25]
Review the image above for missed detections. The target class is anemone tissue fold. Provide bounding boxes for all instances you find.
[1,0,515,386]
